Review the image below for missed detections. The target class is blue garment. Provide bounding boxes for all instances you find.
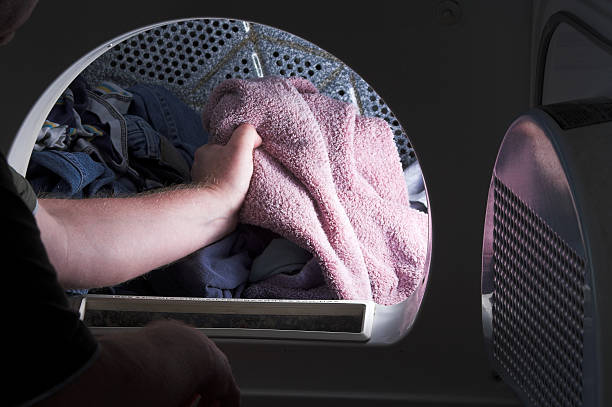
[125,114,191,187]
[127,84,208,166]
[83,86,134,175]
[46,76,90,129]
[28,77,205,196]
[99,225,276,298]
[145,231,251,298]
[403,159,428,212]
[27,150,133,198]
[249,238,312,283]
[46,77,135,176]
[29,77,143,193]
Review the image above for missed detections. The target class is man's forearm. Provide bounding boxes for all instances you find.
[36,184,236,289]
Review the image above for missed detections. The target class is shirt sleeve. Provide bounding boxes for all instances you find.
[8,163,38,214]
[1,153,99,406]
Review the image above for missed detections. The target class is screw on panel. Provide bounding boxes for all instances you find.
[436,0,462,26]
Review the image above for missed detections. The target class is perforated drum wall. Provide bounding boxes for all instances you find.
[80,18,417,168]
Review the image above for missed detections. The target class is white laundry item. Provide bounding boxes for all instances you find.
[34,122,72,151]
[403,159,428,212]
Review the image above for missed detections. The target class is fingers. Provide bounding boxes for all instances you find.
[197,343,241,407]
[227,123,262,151]
[198,379,240,407]
[217,370,241,407]
[190,122,261,206]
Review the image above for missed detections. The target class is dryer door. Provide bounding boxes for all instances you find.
[534,5,612,105]
[482,3,612,407]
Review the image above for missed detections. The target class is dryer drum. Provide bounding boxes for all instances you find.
[80,18,419,169]
[10,17,431,342]
[482,99,612,407]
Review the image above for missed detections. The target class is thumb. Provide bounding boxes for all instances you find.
[227,123,262,151]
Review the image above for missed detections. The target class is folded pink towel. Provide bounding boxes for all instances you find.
[202,76,428,305]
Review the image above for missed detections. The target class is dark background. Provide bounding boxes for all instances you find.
[1,1,534,405]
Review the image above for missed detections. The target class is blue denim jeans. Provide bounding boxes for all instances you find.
[30,76,208,196]
[126,114,191,186]
[46,77,135,177]
[27,150,133,198]
[127,84,209,166]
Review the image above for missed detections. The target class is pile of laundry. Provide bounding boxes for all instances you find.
[29,75,428,305]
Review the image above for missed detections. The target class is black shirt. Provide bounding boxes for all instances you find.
[2,153,99,406]
[8,163,37,214]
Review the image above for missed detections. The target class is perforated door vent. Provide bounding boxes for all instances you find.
[492,177,585,407]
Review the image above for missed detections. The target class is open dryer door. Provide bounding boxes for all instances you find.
[482,2,612,406]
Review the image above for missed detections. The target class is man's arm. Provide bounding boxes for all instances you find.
[36,123,262,290]
[35,185,235,289]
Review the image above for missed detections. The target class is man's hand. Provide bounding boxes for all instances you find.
[191,123,262,212]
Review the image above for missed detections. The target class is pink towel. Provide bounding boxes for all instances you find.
[202,76,428,305]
